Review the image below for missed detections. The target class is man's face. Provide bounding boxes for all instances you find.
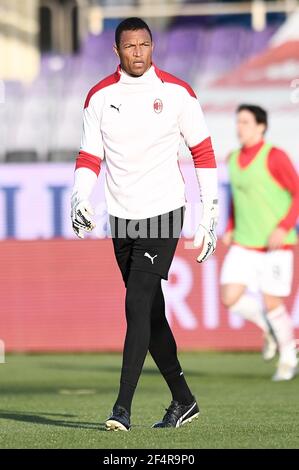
[114,29,153,77]
[237,110,266,146]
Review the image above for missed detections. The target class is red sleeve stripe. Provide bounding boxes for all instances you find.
[189,137,217,168]
[84,66,121,109]
[75,151,102,176]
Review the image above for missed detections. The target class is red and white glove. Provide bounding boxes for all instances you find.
[71,167,97,239]
[193,168,218,263]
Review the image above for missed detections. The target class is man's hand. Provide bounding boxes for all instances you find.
[222,230,234,246]
[71,191,96,239]
[194,213,217,263]
[268,227,288,250]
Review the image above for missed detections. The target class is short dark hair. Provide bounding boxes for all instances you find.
[237,104,268,130]
[115,17,152,48]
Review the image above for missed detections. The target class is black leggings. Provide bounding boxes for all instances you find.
[116,270,192,412]
[149,280,182,379]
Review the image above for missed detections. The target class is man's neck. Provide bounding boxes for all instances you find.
[243,138,264,149]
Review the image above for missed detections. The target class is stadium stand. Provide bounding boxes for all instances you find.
[1,25,278,162]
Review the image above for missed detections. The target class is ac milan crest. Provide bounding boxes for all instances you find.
[153,98,163,113]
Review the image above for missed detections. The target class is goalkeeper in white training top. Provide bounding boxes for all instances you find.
[71,17,218,431]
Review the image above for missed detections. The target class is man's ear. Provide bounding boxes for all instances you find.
[113,44,119,58]
[151,42,154,53]
[260,123,267,135]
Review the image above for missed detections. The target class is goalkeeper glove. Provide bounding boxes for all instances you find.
[71,167,97,239]
[193,168,218,263]
[71,191,95,239]
[194,200,218,263]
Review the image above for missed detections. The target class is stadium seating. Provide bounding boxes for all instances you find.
[1,26,278,162]
[5,150,38,163]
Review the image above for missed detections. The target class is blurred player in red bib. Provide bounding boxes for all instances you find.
[221,104,299,381]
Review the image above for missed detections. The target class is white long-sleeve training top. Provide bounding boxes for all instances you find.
[75,63,216,219]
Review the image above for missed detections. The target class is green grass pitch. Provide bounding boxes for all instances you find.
[0,352,298,449]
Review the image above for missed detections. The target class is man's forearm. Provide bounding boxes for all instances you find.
[195,167,218,221]
[73,150,102,200]
[73,167,98,200]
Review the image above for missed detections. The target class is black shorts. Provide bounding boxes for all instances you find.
[109,206,185,285]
